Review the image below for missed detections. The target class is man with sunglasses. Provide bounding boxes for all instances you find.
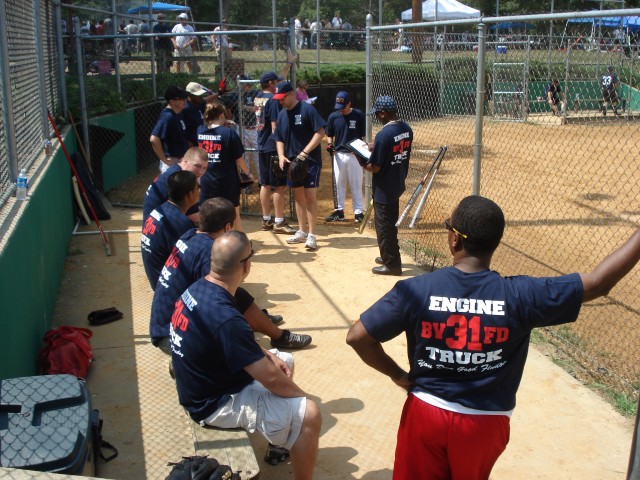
[150,85,190,172]
[172,231,321,477]
[363,95,412,276]
[348,194,640,479]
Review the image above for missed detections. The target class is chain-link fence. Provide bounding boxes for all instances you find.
[368,10,640,404]
[0,0,61,207]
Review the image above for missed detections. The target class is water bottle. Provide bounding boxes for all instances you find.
[44,139,53,156]
[16,168,28,201]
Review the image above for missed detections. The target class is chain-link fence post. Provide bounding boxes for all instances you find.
[55,3,68,121]
[33,0,49,144]
[0,0,18,187]
[74,17,91,166]
[629,396,640,480]
[473,22,487,196]
[364,13,373,206]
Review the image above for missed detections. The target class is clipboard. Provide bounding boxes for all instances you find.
[344,139,371,163]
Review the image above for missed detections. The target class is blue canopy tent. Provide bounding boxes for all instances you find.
[127,2,190,14]
[490,22,534,31]
[567,16,640,31]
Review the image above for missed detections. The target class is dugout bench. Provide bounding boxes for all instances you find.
[187,414,260,479]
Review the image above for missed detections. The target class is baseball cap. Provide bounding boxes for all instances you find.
[367,95,398,115]
[165,85,189,101]
[260,71,284,84]
[334,91,351,110]
[273,81,294,100]
[177,13,188,20]
[186,82,211,96]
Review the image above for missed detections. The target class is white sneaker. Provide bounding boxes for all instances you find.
[286,230,308,244]
[305,234,317,250]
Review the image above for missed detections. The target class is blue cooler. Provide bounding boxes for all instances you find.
[0,374,94,475]
[496,45,507,54]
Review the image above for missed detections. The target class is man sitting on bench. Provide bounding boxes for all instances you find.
[171,231,321,479]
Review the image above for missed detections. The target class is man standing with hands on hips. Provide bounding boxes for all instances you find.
[325,90,366,223]
[362,95,412,276]
[274,81,326,251]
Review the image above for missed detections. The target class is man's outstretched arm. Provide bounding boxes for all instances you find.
[346,320,410,390]
[581,228,640,302]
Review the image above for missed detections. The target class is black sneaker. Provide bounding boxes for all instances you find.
[354,213,364,223]
[325,209,344,222]
[264,443,290,465]
[270,329,312,349]
[262,308,284,326]
[262,218,274,231]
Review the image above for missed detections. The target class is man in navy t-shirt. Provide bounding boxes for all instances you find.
[171,231,321,475]
[274,81,326,250]
[150,85,190,172]
[255,70,296,235]
[325,90,366,223]
[347,195,640,479]
[143,146,207,225]
[141,170,200,290]
[150,198,312,351]
[362,95,412,276]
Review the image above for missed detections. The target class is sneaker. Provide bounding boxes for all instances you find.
[305,234,317,250]
[325,209,344,222]
[264,443,290,465]
[270,329,312,349]
[262,218,274,231]
[286,230,308,244]
[262,308,284,326]
[273,221,296,234]
[354,213,364,223]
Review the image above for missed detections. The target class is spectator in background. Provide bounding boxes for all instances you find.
[545,79,565,116]
[139,20,149,52]
[294,16,303,49]
[124,20,140,53]
[153,14,173,73]
[296,79,310,103]
[303,19,311,49]
[310,18,320,49]
[172,13,199,74]
[332,11,342,30]
[342,18,352,31]
[212,18,231,59]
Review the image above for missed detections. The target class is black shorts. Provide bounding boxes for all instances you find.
[602,89,618,103]
[259,151,287,188]
[234,287,254,313]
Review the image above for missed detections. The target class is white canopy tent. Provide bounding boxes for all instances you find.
[400,0,481,21]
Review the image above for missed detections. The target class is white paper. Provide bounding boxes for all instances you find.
[347,139,371,160]
[305,96,317,104]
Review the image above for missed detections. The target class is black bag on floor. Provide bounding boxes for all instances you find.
[91,409,118,474]
[165,455,240,480]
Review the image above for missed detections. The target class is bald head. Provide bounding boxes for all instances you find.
[210,231,252,277]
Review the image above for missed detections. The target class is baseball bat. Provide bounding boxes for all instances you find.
[396,146,447,228]
[331,152,338,210]
[408,145,447,229]
[358,199,374,234]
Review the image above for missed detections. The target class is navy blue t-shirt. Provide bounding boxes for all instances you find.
[141,201,195,290]
[326,108,366,152]
[142,164,199,224]
[369,120,412,204]
[171,279,265,422]
[360,268,583,412]
[276,101,326,164]
[151,108,189,158]
[255,91,281,153]
[182,101,205,146]
[197,125,245,203]
[150,229,211,341]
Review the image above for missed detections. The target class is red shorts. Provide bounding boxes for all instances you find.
[393,394,510,480]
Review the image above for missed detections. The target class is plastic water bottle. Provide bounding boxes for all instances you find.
[44,139,53,156]
[16,168,28,201]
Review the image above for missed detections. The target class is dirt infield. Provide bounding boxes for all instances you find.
[396,114,640,397]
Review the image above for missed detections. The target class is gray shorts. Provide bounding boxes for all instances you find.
[200,350,305,450]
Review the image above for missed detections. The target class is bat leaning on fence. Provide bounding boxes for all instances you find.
[408,146,448,229]
[396,146,447,228]
[358,199,374,234]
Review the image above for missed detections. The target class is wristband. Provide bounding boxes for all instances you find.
[302,150,309,155]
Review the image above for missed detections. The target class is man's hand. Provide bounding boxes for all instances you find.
[279,156,290,170]
[392,371,411,391]
[265,350,292,378]
[326,144,335,156]
[286,50,298,65]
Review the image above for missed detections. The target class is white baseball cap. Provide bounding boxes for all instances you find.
[177,13,188,19]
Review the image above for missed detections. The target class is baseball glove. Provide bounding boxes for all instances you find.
[289,154,309,184]
[165,455,240,480]
[271,154,288,180]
